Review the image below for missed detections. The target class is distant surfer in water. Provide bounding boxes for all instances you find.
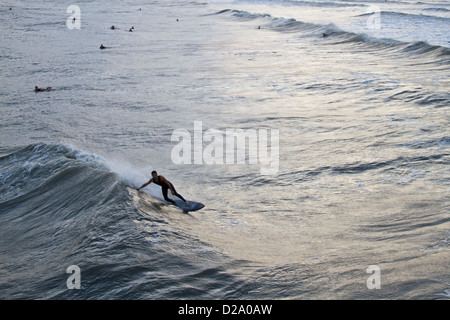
[137,170,189,206]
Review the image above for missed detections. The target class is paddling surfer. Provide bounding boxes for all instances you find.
[137,170,189,206]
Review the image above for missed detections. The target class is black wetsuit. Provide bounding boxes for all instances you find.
[154,176,186,204]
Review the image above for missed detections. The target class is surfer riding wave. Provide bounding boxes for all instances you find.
[137,170,189,206]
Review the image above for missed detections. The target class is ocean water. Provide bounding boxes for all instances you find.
[0,0,449,299]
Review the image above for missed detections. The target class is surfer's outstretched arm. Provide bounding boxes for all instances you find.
[137,178,153,191]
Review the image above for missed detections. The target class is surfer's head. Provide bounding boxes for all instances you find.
[151,170,157,178]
